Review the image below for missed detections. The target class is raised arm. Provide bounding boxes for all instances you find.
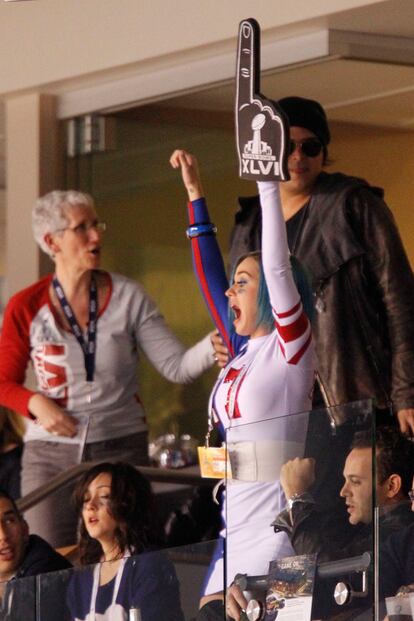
[170,150,234,356]
[258,181,311,364]
[234,18,310,363]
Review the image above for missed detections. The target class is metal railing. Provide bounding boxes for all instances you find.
[17,462,208,513]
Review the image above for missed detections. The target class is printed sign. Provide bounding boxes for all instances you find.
[264,555,316,621]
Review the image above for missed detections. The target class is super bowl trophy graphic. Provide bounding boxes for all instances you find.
[235,18,290,182]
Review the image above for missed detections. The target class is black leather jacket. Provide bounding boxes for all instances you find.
[272,498,414,563]
[229,172,414,412]
[272,499,414,617]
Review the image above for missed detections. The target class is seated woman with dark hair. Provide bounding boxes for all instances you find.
[67,462,184,621]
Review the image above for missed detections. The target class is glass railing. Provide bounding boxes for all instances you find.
[4,399,411,620]
[0,573,36,621]
[225,400,375,620]
[0,540,220,621]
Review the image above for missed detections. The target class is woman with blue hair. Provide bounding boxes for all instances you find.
[171,149,315,614]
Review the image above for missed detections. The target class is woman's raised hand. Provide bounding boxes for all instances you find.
[170,149,204,201]
[28,393,78,438]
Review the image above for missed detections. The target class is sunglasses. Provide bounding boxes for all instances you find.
[288,138,323,158]
[409,490,414,502]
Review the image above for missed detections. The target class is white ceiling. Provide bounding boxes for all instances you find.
[322,0,414,38]
[152,0,414,130]
[160,56,414,130]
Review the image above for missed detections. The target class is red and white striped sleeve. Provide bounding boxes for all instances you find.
[258,181,312,365]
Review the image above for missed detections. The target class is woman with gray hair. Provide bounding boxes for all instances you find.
[0,189,215,547]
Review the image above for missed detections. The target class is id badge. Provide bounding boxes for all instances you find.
[198,446,232,479]
[76,415,90,463]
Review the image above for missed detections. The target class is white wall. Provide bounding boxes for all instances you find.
[5,94,58,296]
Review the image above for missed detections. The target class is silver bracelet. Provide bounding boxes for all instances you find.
[287,492,315,510]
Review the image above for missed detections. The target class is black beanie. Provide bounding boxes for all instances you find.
[277,96,331,146]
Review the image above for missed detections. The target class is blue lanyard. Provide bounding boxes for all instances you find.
[52,274,98,382]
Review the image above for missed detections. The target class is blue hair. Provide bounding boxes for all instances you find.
[290,256,314,322]
[228,252,314,336]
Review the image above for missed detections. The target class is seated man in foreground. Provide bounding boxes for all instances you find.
[226,426,414,620]
[274,426,414,560]
[0,489,72,618]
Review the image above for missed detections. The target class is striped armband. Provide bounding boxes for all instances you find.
[186,223,217,239]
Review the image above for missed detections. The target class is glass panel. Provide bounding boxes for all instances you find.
[225,400,374,620]
[34,540,219,621]
[0,575,36,621]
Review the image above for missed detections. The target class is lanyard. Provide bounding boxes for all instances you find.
[89,556,128,620]
[52,274,98,382]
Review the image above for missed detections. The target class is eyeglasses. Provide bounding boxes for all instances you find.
[409,490,414,501]
[288,138,323,158]
[56,221,107,236]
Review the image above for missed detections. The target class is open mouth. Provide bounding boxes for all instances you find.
[0,546,14,561]
[232,306,241,320]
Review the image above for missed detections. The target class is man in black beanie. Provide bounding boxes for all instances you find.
[227,95,414,436]
[277,96,331,146]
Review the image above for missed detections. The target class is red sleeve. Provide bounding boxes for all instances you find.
[274,303,312,365]
[0,278,51,417]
